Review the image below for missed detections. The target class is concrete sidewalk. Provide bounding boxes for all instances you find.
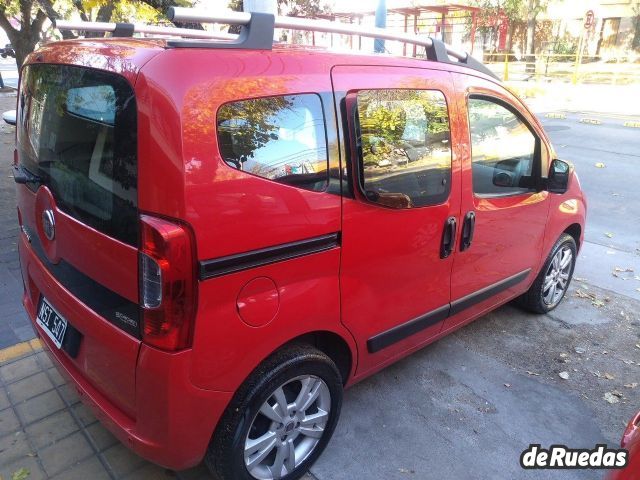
[0,339,221,480]
[507,81,640,117]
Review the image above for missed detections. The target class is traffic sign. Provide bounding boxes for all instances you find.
[584,10,594,29]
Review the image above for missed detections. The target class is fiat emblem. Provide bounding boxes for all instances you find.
[42,209,55,241]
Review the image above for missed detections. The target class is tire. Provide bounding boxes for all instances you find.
[518,233,577,314]
[205,344,343,480]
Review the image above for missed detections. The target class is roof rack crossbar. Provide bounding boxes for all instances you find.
[166,7,498,79]
[55,10,499,80]
[55,20,237,41]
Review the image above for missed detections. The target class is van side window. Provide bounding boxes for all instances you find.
[217,94,328,192]
[355,89,451,209]
[468,97,538,197]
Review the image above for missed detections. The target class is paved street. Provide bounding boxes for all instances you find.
[0,59,17,89]
[0,90,638,479]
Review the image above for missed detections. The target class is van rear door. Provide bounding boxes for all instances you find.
[15,64,140,417]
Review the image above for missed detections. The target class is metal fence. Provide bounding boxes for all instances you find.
[482,52,640,85]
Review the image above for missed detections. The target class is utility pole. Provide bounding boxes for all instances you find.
[374,0,386,53]
[243,0,277,14]
[525,0,537,75]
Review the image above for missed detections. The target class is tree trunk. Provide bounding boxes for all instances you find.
[525,0,537,74]
[12,37,36,68]
[86,3,116,38]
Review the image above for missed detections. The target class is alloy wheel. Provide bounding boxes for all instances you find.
[542,246,573,306]
[244,375,331,480]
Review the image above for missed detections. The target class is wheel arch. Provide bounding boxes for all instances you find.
[563,223,582,251]
[282,331,354,386]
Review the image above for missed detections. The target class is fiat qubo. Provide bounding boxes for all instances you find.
[13,9,585,480]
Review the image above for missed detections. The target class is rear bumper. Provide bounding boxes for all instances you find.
[19,234,232,470]
[37,335,232,469]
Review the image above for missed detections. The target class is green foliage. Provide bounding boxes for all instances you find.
[11,467,31,480]
[470,0,547,50]
[552,35,577,57]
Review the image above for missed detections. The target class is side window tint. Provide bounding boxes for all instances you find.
[217,94,328,192]
[468,97,537,197]
[356,89,451,209]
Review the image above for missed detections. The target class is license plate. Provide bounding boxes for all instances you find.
[36,297,68,349]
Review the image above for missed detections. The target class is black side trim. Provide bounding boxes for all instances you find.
[367,304,450,354]
[199,233,340,280]
[449,269,531,316]
[366,268,531,353]
[112,23,135,37]
[25,226,141,338]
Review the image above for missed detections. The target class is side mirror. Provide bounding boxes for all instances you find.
[2,110,16,126]
[547,159,570,194]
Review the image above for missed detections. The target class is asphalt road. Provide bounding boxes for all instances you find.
[0,60,18,89]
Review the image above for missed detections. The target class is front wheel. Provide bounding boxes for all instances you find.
[206,345,343,480]
[518,233,577,314]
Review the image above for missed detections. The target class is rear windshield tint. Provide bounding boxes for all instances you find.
[17,64,138,246]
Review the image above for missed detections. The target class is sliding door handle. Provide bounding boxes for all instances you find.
[460,211,476,252]
[440,216,457,259]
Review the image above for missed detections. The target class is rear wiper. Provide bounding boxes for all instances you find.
[13,164,42,184]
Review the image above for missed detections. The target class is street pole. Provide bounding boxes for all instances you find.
[374,0,386,53]
[243,0,277,14]
[573,10,593,85]
[571,32,584,85]
[244,0,278,40]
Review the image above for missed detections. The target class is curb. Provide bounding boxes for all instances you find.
[0,338,42,364]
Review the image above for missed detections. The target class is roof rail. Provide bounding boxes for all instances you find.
[166,7,499,80]
[55,20,237,41]
[55,10,499,80]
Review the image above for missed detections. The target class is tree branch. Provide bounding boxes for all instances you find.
[37,0,75,39]
[30,8,47,42]
[0,7,19,38]
[20,0,34,29]
[71,0,90,22]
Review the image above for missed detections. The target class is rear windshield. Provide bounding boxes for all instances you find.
[17,64,138,246]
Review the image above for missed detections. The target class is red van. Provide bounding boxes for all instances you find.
[13,9,586,480]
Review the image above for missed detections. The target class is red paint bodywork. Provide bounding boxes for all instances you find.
[608,411,640,479]
[15,39,586,470]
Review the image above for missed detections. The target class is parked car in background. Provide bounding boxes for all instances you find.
[0,43,15,58]
[12,9,586,480]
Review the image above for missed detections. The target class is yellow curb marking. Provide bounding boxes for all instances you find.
[623,121,640,128]
[579,118,602,125]
[0,338,42,363]
[545,113,566,119]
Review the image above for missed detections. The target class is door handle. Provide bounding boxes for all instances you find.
[440,216,457,259]
[460,211,476,252]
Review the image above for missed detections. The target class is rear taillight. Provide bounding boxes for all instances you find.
[139,215,197,351]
